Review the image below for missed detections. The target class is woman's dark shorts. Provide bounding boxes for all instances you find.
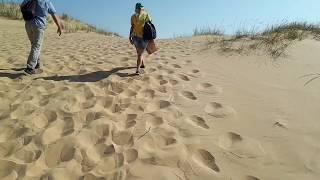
[133,36,149,50]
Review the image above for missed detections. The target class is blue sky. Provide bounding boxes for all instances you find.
[22,0,320,38]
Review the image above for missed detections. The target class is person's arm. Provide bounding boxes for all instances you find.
[147,13,152,22]
[47,2,61,36]
[129,16,134,44]
[129,25,134,44]
[51,14,62,36]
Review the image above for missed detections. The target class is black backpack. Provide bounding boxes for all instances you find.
[21,0,37,21]
[143,21,157,40]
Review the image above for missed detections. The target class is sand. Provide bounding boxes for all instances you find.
[0,17,320,180]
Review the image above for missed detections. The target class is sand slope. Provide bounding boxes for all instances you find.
[1,18,320,180]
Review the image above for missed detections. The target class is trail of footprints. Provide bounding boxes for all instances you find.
[0,34,261,179]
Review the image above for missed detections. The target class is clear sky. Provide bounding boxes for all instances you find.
[21,0,320,38]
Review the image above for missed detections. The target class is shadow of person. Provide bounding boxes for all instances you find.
[37,67,137,82]
[0,72,25,79]
[0,68,25,72]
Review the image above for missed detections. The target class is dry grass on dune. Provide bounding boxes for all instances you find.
[195,22,320,58]
[0,0,21,19]
[0,0,119,36]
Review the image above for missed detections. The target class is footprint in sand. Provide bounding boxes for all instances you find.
[147,68,157,73]
[0,160,20,179]
[108,82,125,94]
[120,57,130,62]
[95,124,110,138]
[219,132,242,148]
[218,132,265,158]
[188,115,209,129]
[0,140,21,157]
[45,141,76,168]
[59,97,81,113]
[196,83,223,94]
[144,114,164,128]
[125,114,137,129]
[41,120,65,145]
[14,149,41,163]
[99,96,114,109]
[192,149,220,173]
[63,116,75,136]
[121,89,137,98]
[184,60,192,64]
[124,149,138,163]
[169,79,179,86]
[33,110,58,129]
[181,91,197,100]
[93,153,124,174]
[95,143,115,157]
[243,175,261,180]
[274,119,289,129]
[192,69,200,73]
[145,100,171,112]
[137,89,156,100]
[112,130,133,146]
[177,74,190,81]
[82,98,97,109]
[172,64,182,68]
[165,69,175,75]
[10,103,37,119]
[205,102,236,118]
[160,80,169,85]
[85,111,108,125]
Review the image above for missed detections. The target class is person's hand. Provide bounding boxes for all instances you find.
[129,37,133,45]
[57,27,62,36]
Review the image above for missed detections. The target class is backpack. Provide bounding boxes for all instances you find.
[21,0,37,21]
[143,21,157,40]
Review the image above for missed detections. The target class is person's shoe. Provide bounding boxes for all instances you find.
[24,68,43,75]
[135,69,145,75]
[140,64,146,69]
[24,68,36,75]
[35,63,40,69]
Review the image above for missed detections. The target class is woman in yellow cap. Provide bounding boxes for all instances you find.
[129,3,152,75]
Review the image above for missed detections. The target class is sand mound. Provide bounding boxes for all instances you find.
[0,18,320,180]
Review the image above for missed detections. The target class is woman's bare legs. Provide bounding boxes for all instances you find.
[136,48,145,73]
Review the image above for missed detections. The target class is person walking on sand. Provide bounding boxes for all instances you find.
[129,3,152,75]
[21,0,62,75]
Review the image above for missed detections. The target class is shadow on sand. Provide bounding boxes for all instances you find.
[0,68,26,79]
[0,68,25,72]
[0,72,25,79]
[37,67,137,82]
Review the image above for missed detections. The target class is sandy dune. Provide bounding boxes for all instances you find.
[0,18,320,180]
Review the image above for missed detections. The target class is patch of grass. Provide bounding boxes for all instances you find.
[0,0,22,20]
[0,1,119,36]
[262,22,320,36]
[194,27,224,36]
[203,22,320,59]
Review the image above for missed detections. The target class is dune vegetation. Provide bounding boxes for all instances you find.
[194,22,320,58]
[0,0,119,36]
